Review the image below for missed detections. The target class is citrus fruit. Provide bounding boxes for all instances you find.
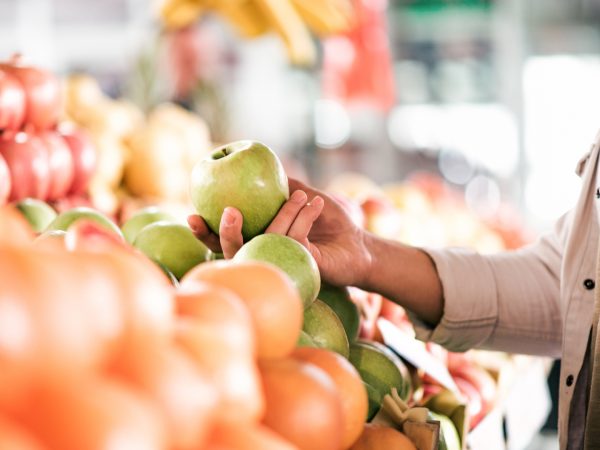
[349,423,416,450]
[292,347,369,449]
[180,260,303,359]
[259,357,343,450]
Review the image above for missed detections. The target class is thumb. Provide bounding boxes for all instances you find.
[219,207,244,259]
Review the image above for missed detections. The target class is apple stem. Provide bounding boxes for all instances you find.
[211,147,231,160]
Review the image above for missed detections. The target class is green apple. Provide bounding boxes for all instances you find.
[190,140,289,241]
[133,221,212,280]
[15,198,57,233]
[349,341,411,408]
[429,412,461,450]
[364,381,383,421]
[121,207,177,244]
[297,330,318,348]
[234,233,320,308]
[34,230,67,247]
[318,282,360,342]
[302,299,349,358]
[46,206,122,237]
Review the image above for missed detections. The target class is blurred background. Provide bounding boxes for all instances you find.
[5,1,600,448]
[3,0,600,235]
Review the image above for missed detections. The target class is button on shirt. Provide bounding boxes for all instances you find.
[410,132,600,450]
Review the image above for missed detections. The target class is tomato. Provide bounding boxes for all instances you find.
[0,69,25,132]
[0,132,50,201]
[0,56,61,131]
[0,152,11,205]
[59,125,96,195]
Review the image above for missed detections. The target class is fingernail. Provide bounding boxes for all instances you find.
[310,196,324,208]
[291,190,307,204]
[223,208,236,226]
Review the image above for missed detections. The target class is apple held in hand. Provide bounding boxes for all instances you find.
[190,140,289,241]
[234,233,320,308]
[133,222,212,280]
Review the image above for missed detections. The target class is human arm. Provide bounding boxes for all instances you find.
[189,178,565,355]
[188,178,445,325]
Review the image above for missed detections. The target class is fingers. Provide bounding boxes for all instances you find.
[187,215,222,253]
[287,196,324,242]
[265,190,308,235]
[219,207,244,259]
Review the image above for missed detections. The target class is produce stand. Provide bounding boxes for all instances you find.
[0,1,576,449]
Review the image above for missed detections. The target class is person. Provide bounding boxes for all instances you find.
[188,136,600,450]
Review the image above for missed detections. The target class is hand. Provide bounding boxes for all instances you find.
[188,178,373,287]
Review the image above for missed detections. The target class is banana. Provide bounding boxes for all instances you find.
[252,0,316,66]
[157,0,206,30]
[213,0,270,38]
[291,0,355,36]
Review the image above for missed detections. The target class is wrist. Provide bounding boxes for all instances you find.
[357,231,382,291]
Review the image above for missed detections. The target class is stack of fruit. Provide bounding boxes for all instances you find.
[158,0,356,66]
[0,56,97,209]
[2,140,457,449]
[64,74,213,216]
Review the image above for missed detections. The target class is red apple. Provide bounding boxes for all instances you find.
[0,132,50,201]
[0,69,25,132]
[450,362,497,420]
[454,376,484,429]
[0,56,62,131]
[59,126,96,195]
[0,153,11,205]
[38,131,74,201]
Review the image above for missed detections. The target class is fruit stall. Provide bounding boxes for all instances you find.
[4,0,599,449]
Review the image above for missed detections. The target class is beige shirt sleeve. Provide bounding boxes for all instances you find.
[411,213,568,357]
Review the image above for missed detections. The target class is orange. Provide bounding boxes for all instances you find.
[205,422,298,450]
[0,416,45,450]
[349,423,416,450]
[292,347,368,449]
[175,317,265,424]
[175,282,255,355]
[258,357,343,450]
[111,344,218,450]
[180,260,303,359]
[0,205,34,246]
[21,374,167,450]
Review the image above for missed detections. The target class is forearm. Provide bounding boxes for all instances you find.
[360,233,444,326]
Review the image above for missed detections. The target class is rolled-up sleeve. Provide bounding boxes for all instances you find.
[411,215,565,357]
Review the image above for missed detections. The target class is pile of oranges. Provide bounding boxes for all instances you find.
[0,205,403,450]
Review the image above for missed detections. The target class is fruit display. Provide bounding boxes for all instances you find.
[63,74,213,215]
[0,57,98,211]
[0,136,464,449]
[157,0,355,66]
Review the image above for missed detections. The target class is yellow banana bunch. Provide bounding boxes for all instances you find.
[213,0,270,38]
[253,0,316,66]
[157,0,206,30]
[291,0,355,36]
[156,0,356,66]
